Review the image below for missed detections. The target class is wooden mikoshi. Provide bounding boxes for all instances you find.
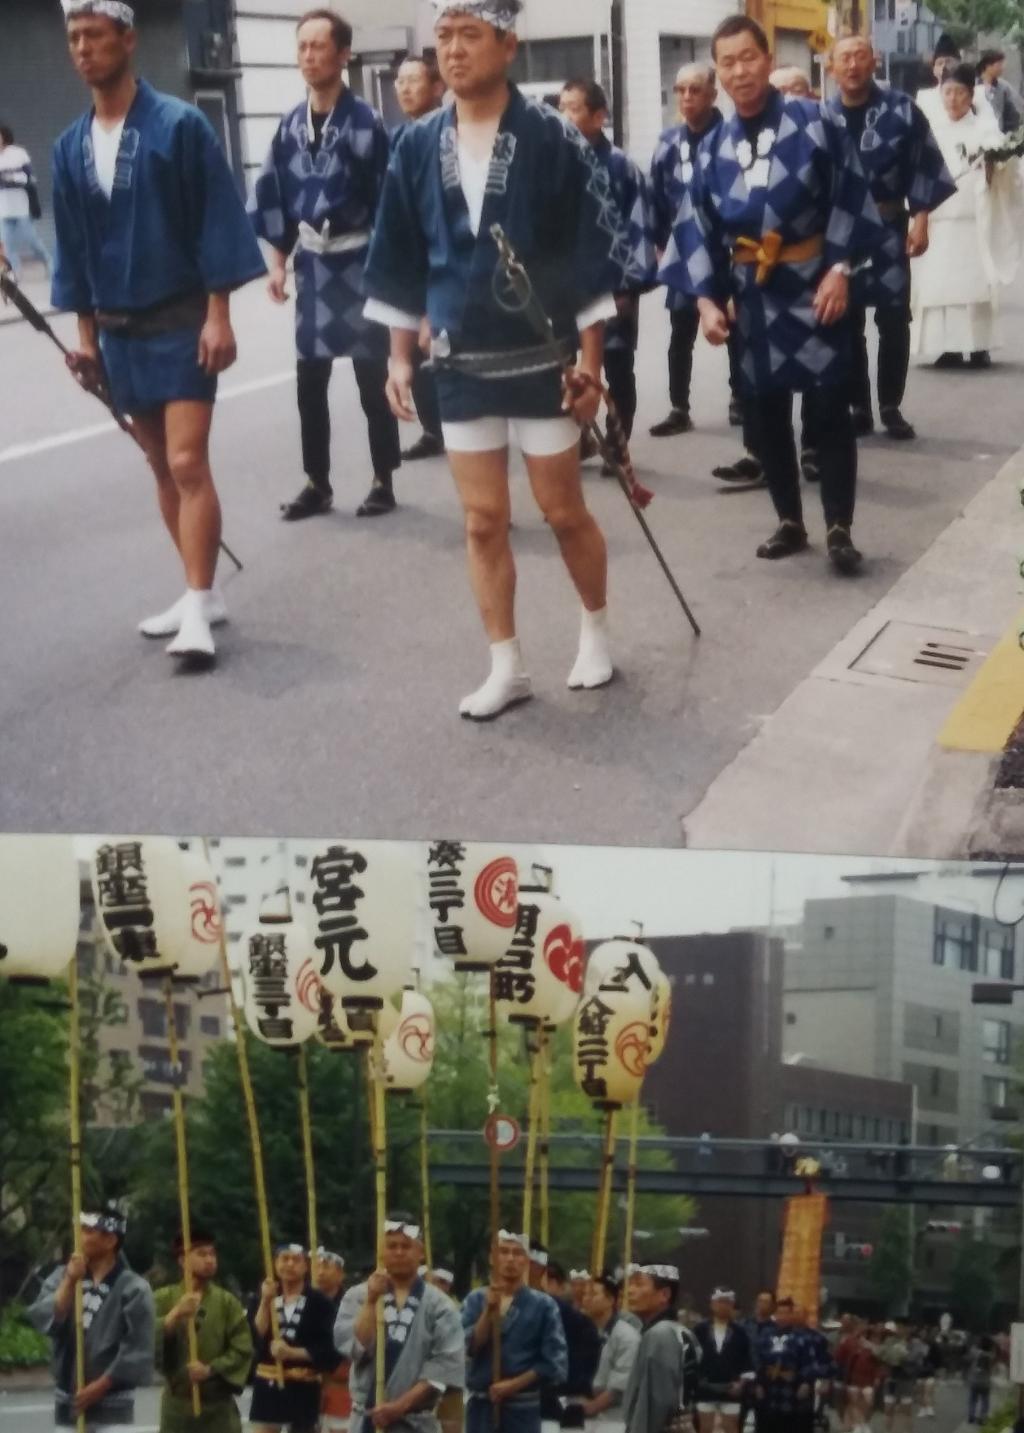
[0,835,81,982]
[162,977,202,1417]
[67,953,86,1433]
[425,843,519,971]
[88,837,194,976]
[303,840,417,1010]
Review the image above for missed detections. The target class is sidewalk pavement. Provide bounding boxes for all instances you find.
[683,441,1024,860]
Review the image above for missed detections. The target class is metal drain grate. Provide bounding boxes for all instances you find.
[849,621,990,689]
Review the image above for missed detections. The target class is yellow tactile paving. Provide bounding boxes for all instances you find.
[938,609,1024,753]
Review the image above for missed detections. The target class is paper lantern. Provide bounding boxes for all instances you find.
[381,988,435,1093]
[572,945,661,1112]
[176,849,224,981]
[88,837,192,976]
[0,835,82,982]
[493,889,584,1029]
[647,970,672,1066]
[239,918,321,1047]
[303,841,416,1010]
[426,842,519,971]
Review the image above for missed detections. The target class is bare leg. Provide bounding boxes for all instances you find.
[130,406,182,556]
[162,399,220,590]
[449,447,531,719]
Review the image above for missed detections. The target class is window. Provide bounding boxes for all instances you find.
[702,973,714,986]
[874,0,886,16]
[933,1015,943,1039]
[930,1067,942,1097]
[934,910,977,970]
[981,925,1015,980]
[818,1109,829,1134]
[824,925,835,939]
[984,1076,1010,1110]
[225,856,246,868]
[786,1012,797,1025]
[139,1045,192,1085]
[140,1092,174,1119]
[982,1019,1011,1065]
[138,998,165,1038]
[842,1113,854,1138]
[173,1003,191,1039]
[200,1015,221,1037]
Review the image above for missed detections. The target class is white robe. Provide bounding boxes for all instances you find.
[911,104,1024,355]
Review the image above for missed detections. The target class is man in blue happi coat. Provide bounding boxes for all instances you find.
[662,15,887,575]
[462,1231,567,1433]
[52,0,266,665]
[828,34,956,442]
[391,54,447,465]
[648,63,737,439]
[250,8,401,520]
[753,1298,819,1433]
[558,79,656,461]
[363,0,629,722]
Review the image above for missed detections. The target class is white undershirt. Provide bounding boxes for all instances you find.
[91,117,125,199]
[0,144,32,220]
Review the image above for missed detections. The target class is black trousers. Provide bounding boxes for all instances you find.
[296,355,401,490]
[746,384,857,528]
[604,348,637,438]
[668,306,741,413]
[411,351,442,439]
[848,301,912,413]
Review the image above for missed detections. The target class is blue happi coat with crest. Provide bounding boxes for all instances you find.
[660,88,887,395]
[249,88,391,361]
[649,110,724,312]
[590,131,656,351]
[825,82,956,307]
[363,84,630,421]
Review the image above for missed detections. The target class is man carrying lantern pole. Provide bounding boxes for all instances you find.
[153,1227,254,1433]
[462,1232,568,1433]
[335,1218,466,1433]
[315,1251,354,1433]
[621,1265,700,1433]
[249,1242,342,1433]
[29,1203,156,1430]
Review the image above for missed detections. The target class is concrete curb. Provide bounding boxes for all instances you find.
[682,443,1024,859]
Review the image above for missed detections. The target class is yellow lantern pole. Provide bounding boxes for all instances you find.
[419,1096,433,1270]
[591,1109,617,1276]
[486,975,502,1430]
[205,843,284,1387]
[163,978,202,1418]
[538,1029,552,1250]
[67,954,86,1433]
[521,1030,542,1241]
[296,1045,319,1258]
[622,1096,642,1275]
[370,1031,388,1409]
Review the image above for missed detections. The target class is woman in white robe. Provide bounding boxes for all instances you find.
[911,62,1024,366]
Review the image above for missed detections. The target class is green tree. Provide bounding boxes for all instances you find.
[867,1205,913,1315]
[923,0,1024,55]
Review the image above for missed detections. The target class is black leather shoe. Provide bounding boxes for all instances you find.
[756,521,808,559]
[827,524,863,574]
[851,405,874,436]
[401,432,445,460]
[728,398,744,426]
[933,351,965,369]
[281,483,333,520]
[356,478,396,517]
[969,350,992,369]
[713,456,764,484]
[880,407,916,440]
[649,408,693,437]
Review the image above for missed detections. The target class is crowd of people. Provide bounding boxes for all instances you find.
[23,1204,1011,1433]
[3,0,1024,712]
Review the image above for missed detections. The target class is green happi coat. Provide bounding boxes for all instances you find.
[153,1283,254,1433]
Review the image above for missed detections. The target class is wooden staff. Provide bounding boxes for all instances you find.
[163,979,201,1418]
[206,843,284,1387]
[419,1097,433,1270]
[591,1109,617,1276]
[521,1030,542,1240]
[67,954,86,1433]
[370,1032,388,1409]
[538,1029,552,1250]
[486,975,502,1429]
[621,1096,642,1275]
[296,1045,319,1257]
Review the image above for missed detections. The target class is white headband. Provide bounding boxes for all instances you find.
[316,1248,345,1268]
[570,1269,591,1281]
[81,1208,126,1236]
[712,1287,736,1302]
[62,0,135,23]
[628,1263,680,1282]
[275,1243,307,1256]
[385,1220,422,1240]
[529,1247,549,1268]
[433,1267,454,1282]
[432,0,520,30]
[497,1230,529,1250]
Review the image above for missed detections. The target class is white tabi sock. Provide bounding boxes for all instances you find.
[459,638,532,721]
[165,588,217,660]
[139,586,227,638]
[567,606,614,690]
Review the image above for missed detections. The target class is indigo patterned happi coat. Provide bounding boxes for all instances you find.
[363,85,629,421]
[660,88,887,395]
[591,132,656,351]
[649,110,724,311]
[249,89,391,361]
[461,1285,567,1433]
[825,83,956,307]
[51,79,265,315]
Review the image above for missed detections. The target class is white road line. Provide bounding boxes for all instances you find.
[0,370,294,468]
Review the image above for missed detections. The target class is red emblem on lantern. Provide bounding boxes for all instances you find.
[474,857,518,928]
[615,1020,650,1078]
[190,880,222,944]
[296,957,322,1014]
[398,1013,434,1063]
[544,924,584,993]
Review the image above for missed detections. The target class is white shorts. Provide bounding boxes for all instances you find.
[442,415,580,457]
[696,1402,741,1415]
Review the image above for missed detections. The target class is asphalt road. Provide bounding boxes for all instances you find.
[0,1374,995,1432]
[1,276,1022,845]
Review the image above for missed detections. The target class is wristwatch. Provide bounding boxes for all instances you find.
[830,261,852,277]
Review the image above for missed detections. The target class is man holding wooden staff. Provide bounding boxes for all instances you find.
[152,1226,253,1433]
[334,1218,465,1433]
[28,1202,155,1428]
[462,1232,567,1433]
[249,1243,341,1433]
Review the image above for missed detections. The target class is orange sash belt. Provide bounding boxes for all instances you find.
[256,1362,322,1384]
[733,231,825,284]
